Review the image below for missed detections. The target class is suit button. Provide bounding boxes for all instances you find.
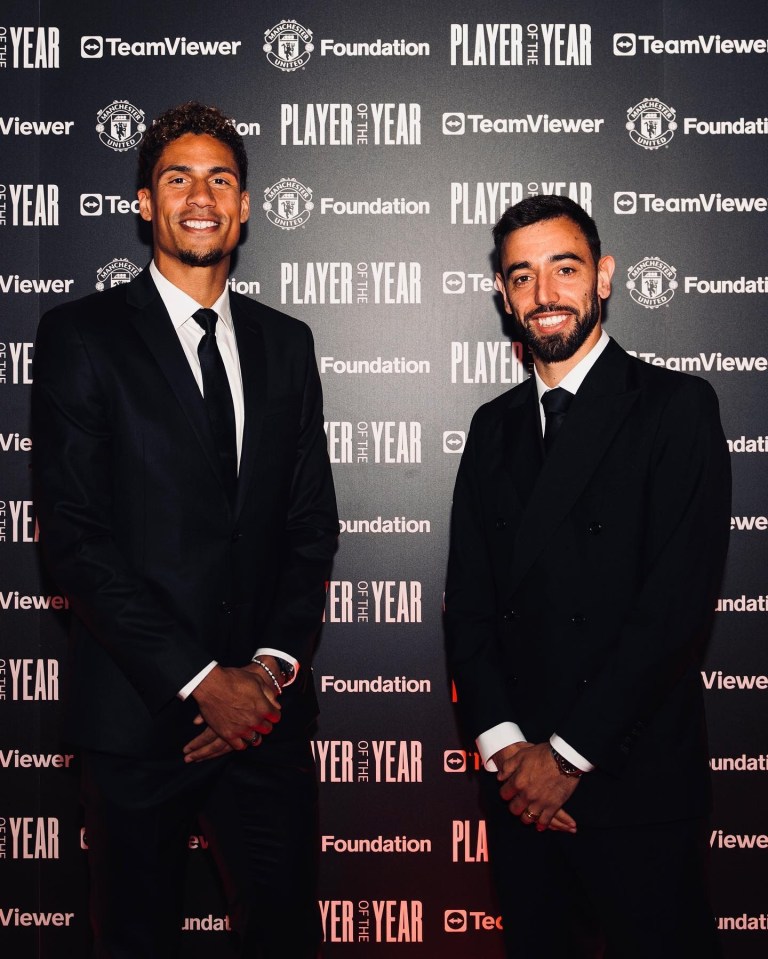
[502,609,517,622]
[220,602,232,614]
[571,614,586,626]
[588,521,602,535]
[495,518,507,530]
[231,529,242,542]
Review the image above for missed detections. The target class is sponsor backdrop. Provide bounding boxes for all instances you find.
[1,0,766,955]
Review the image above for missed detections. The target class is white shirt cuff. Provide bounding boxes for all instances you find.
[476,722,527,772]
[178,660,218,700]
[550,733,594,773]
[253,648,299,687]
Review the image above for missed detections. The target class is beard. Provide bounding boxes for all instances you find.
[178,248,225,268]
[517,291,601,364]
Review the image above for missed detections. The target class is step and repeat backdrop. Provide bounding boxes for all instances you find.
[1,0,767,956]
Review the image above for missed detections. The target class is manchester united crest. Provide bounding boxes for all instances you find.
[95,257,141,291]
[263,178,313,230]
[626,98,676,150]
[626,257,677,309]
[95,100,146,152]
[263,20,313,72]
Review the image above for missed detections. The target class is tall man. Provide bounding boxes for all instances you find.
[32,103,338,958]
[445,195,730,957]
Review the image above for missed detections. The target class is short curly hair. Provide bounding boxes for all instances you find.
[137,101,248,190]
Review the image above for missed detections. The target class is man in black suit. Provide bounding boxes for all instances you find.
[32,102,338,958]
[445,195,730,957]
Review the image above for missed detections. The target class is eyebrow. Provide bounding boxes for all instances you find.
[504,251,587,280]
[157,163,239,181]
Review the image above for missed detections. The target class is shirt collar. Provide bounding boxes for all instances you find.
[149,260,233,332]
[534,328,610,402]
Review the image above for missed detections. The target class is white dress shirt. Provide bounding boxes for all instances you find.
[147,263,298,697]
[476,330,611,773]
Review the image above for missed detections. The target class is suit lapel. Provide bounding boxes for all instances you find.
[126,269,229,499]
[502,379,543,509]
[509,340,640,591]
[231,300,267,518]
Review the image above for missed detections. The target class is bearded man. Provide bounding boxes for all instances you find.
[445,195,729,958]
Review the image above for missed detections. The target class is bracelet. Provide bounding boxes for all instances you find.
[252,658,282,693]
[550,745,583,778]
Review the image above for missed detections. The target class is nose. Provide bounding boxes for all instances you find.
[187,177,215,207]
[533,272,557,306]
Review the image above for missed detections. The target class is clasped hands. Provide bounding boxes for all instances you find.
[183,661,282,763]
[493,742,579,833]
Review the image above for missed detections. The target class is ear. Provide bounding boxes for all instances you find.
[239,191,250,224]
[494,272,513,314]
[137,188,153,222]
[596,255,615,300]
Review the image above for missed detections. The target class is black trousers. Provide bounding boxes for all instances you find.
[81,736,321,959]
[481,776,722,959]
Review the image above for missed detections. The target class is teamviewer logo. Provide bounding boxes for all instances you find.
[444,749,467,772]
[443,432,466,455]
[613,33,636,56]
[443,113,465,135]
[443,271,465,294]
[81,36,104,58]
[445,910,468,933]
[614,191,637,215]
[80,194,103,216]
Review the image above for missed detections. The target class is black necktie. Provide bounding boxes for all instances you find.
[192,308,237,500]
[541,387,573,453]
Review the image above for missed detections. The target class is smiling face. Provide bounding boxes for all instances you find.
[137,133,250,284]
[495,216,615,379]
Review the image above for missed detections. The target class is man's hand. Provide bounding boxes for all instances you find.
[494,742,579,833]
[183,662,281,763]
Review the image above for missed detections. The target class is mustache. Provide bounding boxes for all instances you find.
[524,304,580,323]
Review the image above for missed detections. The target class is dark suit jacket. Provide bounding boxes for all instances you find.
[32,268,338,758]
[445,338,731,826]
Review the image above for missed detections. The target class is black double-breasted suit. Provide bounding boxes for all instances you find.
[445,338,731,826]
